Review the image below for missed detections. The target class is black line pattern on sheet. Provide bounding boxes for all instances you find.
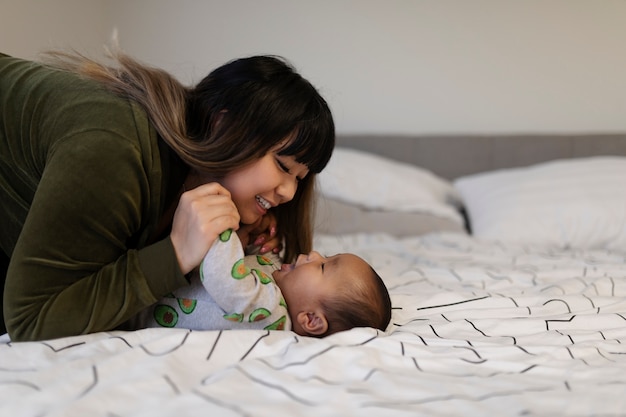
[520,364,538,373]
[362,385,555,409]
[454,345,483,360]
[41,341,86,352]
[262,345,336,370]
[460,357,487,364]
[543,298,572,313]
[192,389,251,417]
[77,366,98,398]
[465,319,489,337]
[541,284,567,294]
[582,293,596,308]
[3,233,626,416]
[234,366,317,406]
[596,348,615,362]
[429,325,442,338]
[107,335,133,348]
[239,330,271,361]
[205,329,222,361]
[416,295,490,311]
[358,334,379,345]
[140,330,191,356]
[485,271,513,283]
[291,373,345,386]
[545,315,575,330]
[515,345,535,355]
[163,374,180,394]
[362,368,379,381]
[0,380,41,391]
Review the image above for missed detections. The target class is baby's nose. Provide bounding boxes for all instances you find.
[307,251,323,261]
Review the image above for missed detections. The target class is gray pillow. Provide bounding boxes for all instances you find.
[314,196,467,237]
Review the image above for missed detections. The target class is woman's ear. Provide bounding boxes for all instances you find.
[296,311,328,336]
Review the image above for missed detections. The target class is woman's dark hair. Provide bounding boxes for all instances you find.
[186,55,334,176]
[45,50,335,262]
[185,56,335,261]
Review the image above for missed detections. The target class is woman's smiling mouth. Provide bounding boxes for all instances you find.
[256,195,271,210]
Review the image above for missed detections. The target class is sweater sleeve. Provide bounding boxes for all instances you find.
[4,130,189,341]
[1,54,187,341]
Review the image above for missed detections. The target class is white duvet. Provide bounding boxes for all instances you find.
[2,232,625,416]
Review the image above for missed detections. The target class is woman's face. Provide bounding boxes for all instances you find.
[219,150,309,224]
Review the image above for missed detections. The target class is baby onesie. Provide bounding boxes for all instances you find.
[131,230,291,331]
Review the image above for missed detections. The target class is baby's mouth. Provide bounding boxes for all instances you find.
[273,263,293,280]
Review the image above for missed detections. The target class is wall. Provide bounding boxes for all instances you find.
[0,0,109,60]
[3,0,626,135]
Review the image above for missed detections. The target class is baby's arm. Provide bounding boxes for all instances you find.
[199,230,288,329]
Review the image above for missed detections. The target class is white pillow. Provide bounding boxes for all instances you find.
[317,147,464,225]
[454,156,626,250]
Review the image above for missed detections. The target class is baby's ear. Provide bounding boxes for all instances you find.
[296,311,328,336]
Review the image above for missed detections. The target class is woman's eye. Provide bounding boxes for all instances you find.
[276,158,289,173]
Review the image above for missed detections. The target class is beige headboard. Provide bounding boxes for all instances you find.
[337,134,626,180]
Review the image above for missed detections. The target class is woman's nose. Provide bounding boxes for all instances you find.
[276,177,297,203]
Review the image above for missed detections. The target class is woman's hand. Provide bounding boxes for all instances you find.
[170,183,240,274]
[238,212,282,254]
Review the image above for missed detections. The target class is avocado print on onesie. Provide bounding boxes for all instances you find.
[151,229,290,331]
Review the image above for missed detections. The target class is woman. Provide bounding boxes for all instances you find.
[0,48,335,341]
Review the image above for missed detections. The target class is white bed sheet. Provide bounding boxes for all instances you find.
[1,232,625,416]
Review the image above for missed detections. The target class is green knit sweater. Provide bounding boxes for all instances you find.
[0,53,190,341]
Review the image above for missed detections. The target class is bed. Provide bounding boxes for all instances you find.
[2,133,626,416]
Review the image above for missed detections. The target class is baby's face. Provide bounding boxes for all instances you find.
[272,251,371,312]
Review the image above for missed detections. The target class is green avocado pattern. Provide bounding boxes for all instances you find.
[264,316,287,331]
[178,298,197,314]
[249,308,271,322]
[223,312,244,322]
[253,268,273,284]
[219,229,232,242]
[256,255,273,266]
[231,258,250,279]
[154,304,178,328]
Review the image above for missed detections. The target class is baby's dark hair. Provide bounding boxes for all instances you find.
[319,266,392,337]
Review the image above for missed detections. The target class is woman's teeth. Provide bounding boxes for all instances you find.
[256,196,271,210]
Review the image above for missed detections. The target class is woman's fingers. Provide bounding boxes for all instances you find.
[247,212,281,254]
[170,182,240,274]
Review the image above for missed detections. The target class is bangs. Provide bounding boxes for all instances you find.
[277,117,335,174]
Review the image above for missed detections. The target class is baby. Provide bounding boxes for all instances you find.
[129,230,391,337]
